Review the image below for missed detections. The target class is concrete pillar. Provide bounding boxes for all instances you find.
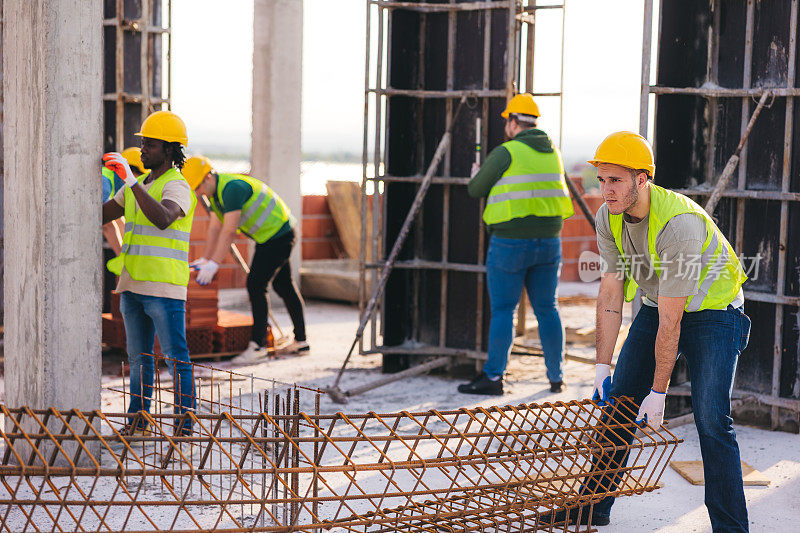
[3,1,102,413]
[251,0,303,280]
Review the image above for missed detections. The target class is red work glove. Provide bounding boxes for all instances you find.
[103,152,138,187]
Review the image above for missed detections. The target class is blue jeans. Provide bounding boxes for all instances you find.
[483,235,564,382]
[590,304,751,532]
[120,291,196,433]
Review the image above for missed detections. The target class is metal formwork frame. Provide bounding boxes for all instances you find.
[639,0,800,427]
[360,0,567,361]
[103,0,172,150]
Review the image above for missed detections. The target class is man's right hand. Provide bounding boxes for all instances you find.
[592,363,613,406]
[103,152,138,188]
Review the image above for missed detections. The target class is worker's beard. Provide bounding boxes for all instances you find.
[605,178,640,216]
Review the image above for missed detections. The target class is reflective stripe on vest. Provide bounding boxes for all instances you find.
[482,140,574,224]
[107,167,196,285]
[608,183,747,312]
[210,173,292,244]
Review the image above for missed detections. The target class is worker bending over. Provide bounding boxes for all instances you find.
[102,111,197,436]
[458,94,573,396]
[182,156,308,363]
[546,132,750,530]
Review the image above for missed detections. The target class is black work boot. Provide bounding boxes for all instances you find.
[457,372,503,396]
[550,381,567,393]
[539,505,610,527]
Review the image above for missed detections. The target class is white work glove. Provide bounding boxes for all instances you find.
[470,162,480,178]
[592,364,613,406]
[195,259,219,285]
[189,257,209,269]
[103,152,138,187]
[635,389,666,427]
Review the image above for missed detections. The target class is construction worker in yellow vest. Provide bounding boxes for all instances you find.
[543,132,750,530]
[101,148,143,313]
[182,156,308,363]
[458,93,574,396]
[101,110,197,436]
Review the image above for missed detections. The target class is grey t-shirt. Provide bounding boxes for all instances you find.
[596,203,744,307]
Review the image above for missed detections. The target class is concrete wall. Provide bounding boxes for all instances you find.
[251,0,304,278]
[3,1,102,412]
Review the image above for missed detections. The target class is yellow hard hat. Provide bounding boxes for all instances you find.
[501,93,540,119]
[120,147,145,174]
[134,110,188,146]
[182,155,213,190]
[587,131,655,176]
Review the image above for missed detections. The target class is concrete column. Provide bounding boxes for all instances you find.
[251,0,303,280]
[3,1,102,413]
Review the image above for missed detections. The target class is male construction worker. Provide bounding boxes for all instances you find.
[182,155,308,363]
[101,148,143,312]
[545,131,751,530]
[101,110,197,436]
[458,93,574,396]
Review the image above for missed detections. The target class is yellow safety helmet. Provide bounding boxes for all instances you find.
[501,93,540,119]
[587,131,655,177]
[135,110,188,146]
[120,147,145,174]
[182,155,213,190]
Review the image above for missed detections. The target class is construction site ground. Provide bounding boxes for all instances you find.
[1,283,795,532]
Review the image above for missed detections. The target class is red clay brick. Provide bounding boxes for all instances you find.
[302,218,336,239]
[302,195,331,215]
[560,260,579,282]
[302,240,337,260]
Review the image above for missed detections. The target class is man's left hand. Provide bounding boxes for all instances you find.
[470,162,480,178]
[635,389,666,427]
[195,260,219,285]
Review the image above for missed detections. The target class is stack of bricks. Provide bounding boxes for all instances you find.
[301,195,340,260]
[560,176,605,282]
[101,276,220,357]
[189,208,250,289]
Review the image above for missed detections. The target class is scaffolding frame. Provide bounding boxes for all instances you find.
[639,0,800,428]
[360,0,567,362]
[103,0,172,151]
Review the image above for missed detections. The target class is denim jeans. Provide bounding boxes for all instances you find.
[483,235,565,382]
[120,291,196,433]
[590,304,751,532]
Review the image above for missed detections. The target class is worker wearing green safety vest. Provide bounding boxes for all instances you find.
[542,132,751,531]
[101,110,197,437]
[183,156,308,363]
[458,93,573,397]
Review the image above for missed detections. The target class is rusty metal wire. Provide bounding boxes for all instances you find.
[0,358,681,532]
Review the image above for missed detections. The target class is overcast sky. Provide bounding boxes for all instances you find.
[170,0,653,159]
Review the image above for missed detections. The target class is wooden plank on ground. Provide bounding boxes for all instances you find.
[671,460,770,486]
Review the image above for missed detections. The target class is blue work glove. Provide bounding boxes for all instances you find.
[592,363,613,406]
[635,389,666,427]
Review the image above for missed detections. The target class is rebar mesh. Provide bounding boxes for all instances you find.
[0,358,681,532]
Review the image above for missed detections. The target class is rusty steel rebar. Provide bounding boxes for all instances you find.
[0,359,681,532]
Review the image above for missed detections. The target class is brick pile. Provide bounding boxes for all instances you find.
[102,276,252,359]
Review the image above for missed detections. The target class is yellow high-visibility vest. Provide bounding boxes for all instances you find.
[107,168,196,286]
[483,140,574,224]
[210,173,293,244]
[608,183,747,311]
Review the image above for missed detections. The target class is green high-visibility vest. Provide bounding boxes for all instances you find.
[210,173,293,244]
[608,183,747,312]
[102,166,116,201]
[107,168,196,285]
[483,140,574,224]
